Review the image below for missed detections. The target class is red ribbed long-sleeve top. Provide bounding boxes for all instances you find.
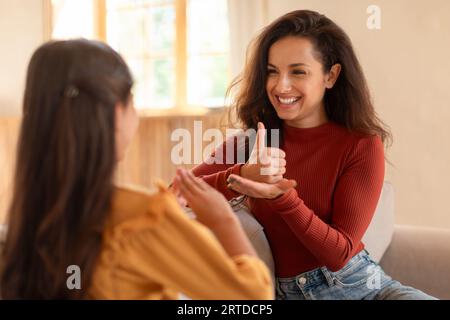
[192,120,385,277]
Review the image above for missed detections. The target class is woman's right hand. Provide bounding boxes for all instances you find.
[175,168,236,230]
[240,122,287,184]
[176,168,258,258]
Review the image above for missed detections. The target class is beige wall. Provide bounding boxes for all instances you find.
[267,0,450,228]
[0,118,19,224]
[0,0,45,116]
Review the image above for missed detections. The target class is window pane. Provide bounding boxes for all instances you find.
[128,58,174,109]
[51,0,94,39]
[187,0,230,107]
[107,8,145,57]
[106,0,175,109]
[145,6,175,54]
[188,55,228,107]
[188,0,229,54]
[151,58,174,107]
[107,3,175,57]
[107,0,172,10]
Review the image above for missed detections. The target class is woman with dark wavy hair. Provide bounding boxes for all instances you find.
[193,10,435,300]
[0,39,273,299]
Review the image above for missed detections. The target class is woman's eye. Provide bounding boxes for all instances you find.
[292,70,306,75]
[267,69,277,75]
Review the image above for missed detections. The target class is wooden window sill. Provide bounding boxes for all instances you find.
[137,107,227,118]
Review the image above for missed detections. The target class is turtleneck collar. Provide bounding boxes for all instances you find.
[283,120,337,141]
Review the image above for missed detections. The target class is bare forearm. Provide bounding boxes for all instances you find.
[210,216,258,258]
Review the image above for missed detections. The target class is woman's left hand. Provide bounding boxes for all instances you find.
[227,174,297,199]
[169,178,188,207]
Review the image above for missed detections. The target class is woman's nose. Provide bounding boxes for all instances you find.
[275,74,292,93]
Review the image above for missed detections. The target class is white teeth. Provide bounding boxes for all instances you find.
[277,96,300,105]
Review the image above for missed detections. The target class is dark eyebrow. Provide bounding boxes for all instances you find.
[267,63,309,68]
[289,63,309,67]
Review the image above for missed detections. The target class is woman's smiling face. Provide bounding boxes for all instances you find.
[266,36,340,128]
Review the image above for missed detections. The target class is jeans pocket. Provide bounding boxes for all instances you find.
[330,256,373,288]
[275,281,285,300]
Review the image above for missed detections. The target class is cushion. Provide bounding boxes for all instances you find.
[228,196,275,282]
[362,181,395,262]
[380,225,450,300]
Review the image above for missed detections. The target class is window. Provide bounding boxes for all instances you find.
[46,0,230,111]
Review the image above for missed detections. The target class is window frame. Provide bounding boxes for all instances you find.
[43,0,228,115]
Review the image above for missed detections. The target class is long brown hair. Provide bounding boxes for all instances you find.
[0,39,133,299]
[227,10,392,148]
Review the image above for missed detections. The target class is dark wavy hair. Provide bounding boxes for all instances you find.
[227,10,392,148]
[0,39,133,299]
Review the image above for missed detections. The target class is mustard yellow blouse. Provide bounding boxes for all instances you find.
[88,184,273,300]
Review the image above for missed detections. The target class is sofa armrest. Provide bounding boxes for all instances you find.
[379,225,450,300]
[362,181,395,263]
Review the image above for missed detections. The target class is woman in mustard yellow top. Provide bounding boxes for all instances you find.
[0,39,273,300]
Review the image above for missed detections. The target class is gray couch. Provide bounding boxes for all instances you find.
[365,182,450,300]
[1,182,449,299]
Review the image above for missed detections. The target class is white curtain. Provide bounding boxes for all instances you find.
[227,0,269,80]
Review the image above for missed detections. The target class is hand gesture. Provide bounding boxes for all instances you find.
[227,174,297,199]
[175,168,235,229]
[240,122,286,184]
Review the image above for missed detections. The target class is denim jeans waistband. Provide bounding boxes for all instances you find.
[276,249,370,287]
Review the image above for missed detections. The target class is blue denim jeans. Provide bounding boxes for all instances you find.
[276,250,437,300]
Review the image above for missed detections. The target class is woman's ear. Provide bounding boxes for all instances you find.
[325,63,342,89]
[114,98,139,162]
[114,101,127,161]
[115,102,125,132]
